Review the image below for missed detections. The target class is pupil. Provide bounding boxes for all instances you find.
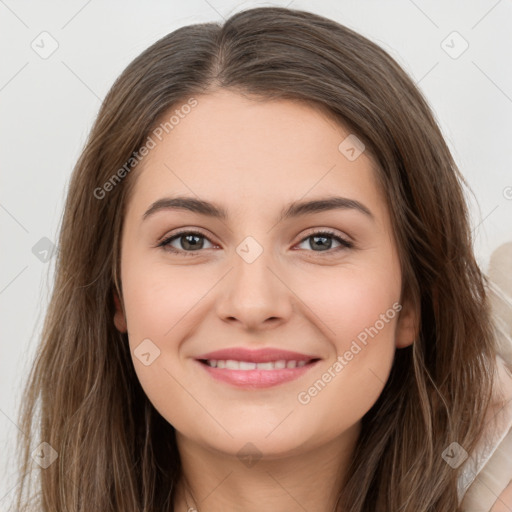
[183,234,202,250]
[312,235,331,251]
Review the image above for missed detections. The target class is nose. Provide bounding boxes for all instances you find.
[215,241,294,332]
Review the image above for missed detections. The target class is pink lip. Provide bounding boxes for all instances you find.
[195,347,320,389]
[196,347,317,363]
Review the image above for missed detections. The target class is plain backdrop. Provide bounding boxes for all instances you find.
[1,0,511,507]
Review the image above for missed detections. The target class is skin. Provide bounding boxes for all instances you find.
[114,89,418,512]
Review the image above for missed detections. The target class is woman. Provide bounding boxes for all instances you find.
[14,6,512,511]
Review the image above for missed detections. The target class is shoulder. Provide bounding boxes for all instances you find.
[458,354,512,511]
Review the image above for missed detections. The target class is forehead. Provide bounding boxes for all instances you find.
[146,89,354,166]
[126,89,387,223]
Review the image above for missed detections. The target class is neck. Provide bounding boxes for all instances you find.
[172,422,360,512]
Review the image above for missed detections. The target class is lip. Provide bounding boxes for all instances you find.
[195,347,321,389]
[196,347,317,363]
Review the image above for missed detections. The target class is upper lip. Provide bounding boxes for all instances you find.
[196,348,319,363]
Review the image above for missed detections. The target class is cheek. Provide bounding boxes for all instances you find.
[294,270,400,431]
[120,256,217,428]
[294,259,401,348]
[122,257,211,340]
[289,262,400,425]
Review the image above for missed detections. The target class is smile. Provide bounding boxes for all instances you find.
[202,359,309,369]
[194,348,321,388]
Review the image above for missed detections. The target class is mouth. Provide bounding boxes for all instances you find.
[198,358,317,370]
[194,348,321,388]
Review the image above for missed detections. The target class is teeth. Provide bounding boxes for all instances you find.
[205,359,309,370]
[239,361,257,370]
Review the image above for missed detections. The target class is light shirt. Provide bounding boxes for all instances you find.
[458,354,512,511]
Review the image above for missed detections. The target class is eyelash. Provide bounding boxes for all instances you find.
[157,229,354,257]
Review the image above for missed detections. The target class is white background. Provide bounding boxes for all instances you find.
[1,0,511,507]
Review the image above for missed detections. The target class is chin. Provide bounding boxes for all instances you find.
[187,420,318,459]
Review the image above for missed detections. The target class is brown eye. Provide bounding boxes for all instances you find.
[296,230,353,253]
[158,231,215,256]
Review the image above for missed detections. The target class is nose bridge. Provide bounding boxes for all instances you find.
[216,232,292,327]
[232,233,279,299]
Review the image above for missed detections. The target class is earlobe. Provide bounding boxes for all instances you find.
[395,299,419,349]
[113,290,127,333]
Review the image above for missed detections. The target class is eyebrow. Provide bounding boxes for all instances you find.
[142,195,374,223]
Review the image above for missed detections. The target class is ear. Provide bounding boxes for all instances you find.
[113,290,127,333]
[395,298,419,349]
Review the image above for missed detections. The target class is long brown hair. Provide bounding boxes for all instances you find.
[14,6,503,511]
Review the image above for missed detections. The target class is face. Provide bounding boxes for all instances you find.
[114,89,417,458]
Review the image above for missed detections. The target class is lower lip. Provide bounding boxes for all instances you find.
[196,360,319,388]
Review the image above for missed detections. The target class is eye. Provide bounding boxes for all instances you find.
[158,229,353,257]
[295,230,353,254]
[158,230,216,256]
